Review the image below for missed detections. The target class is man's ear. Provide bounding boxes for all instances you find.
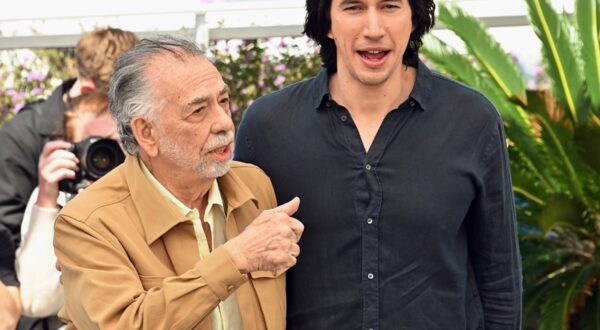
[131,116,159,157]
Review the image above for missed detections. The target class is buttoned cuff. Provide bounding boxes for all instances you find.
[196,245,247,301]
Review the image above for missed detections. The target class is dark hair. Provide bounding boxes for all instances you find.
[304,0,436,73]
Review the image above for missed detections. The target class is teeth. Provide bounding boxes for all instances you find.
[367,50,383,54]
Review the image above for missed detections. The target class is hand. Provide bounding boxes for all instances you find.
[224,197,304,274]
[36,140,78,208]
[0,281,22,330]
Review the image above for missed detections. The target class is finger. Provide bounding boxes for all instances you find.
[42,140,72,157]
[45,168,77,184]
[270,197,300,216]
[48,149,78,163]
[288,218,304,241]
[289,243,300,257]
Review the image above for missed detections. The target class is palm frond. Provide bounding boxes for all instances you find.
[526,0,586,122]
[576,0,600,115]
[539,264,597,330]
[437,4,527,106]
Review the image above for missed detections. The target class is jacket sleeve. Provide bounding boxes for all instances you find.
[53,214,248,330]
[466,117,522,329]
[0,108,45,286]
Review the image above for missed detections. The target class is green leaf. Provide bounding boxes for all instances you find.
[576,0,600,115]
[576,281,600,330]
[437,4,527,106]
[539,264,597,330]
[526,0,586,123]
[574,120,600,172]
[539,195,587,234]
[527,90,590,205]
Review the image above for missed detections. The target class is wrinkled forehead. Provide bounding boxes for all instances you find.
[149,56,226,107]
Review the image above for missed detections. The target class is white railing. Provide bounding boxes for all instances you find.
[0,0,541,50]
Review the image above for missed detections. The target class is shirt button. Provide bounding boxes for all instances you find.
[340,115,348,122]
[325,101,332,107]
[365,164,372,171]
[409,100,416,107]
[367,273,374,280]
[367,218,373,224]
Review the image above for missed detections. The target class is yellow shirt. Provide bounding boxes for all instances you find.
[141,160,243,330]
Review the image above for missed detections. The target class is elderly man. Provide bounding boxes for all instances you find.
[53,36,303,329]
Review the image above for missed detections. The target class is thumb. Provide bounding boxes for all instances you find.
[272,197,300,216]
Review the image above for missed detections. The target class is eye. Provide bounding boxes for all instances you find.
[219,97,230,105]
[343,5,361,12]
[382,4,399,10]
[191,107,206,115]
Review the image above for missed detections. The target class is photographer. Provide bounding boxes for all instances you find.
[14,91,122,330]
[0,29,137,330]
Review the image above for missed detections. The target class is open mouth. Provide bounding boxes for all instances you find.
[210,145,229,154]
[358,49,390,62]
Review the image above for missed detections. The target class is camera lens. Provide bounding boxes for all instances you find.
[91,147,115,171]
[84,139,125,180]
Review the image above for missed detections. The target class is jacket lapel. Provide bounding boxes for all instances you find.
[124,156,200,274]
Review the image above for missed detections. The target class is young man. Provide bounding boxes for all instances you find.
[53,36,303,329]
[0,27,138,330]
[235,0,522,329]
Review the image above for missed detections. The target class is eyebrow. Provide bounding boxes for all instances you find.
[186,84,230,107]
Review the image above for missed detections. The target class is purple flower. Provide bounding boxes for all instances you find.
[231,103,239,113]
[527,79,537,90]
[27,71,45,82]
[258,79,265,88]
[532,66,544,76]
[32,87,44,95]
[15,103,25,112]
[5,89,17,96]
[274,75,286,87]
[275,63,286,72]
[261,56,269,63]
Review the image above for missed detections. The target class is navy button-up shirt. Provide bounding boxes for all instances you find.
[235,62,522,329]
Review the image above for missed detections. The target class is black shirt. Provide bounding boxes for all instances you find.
[235,62,522,329]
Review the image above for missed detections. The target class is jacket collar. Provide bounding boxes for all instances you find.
[123,156,257,245]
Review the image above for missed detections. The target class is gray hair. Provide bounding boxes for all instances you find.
[108,35,206,155]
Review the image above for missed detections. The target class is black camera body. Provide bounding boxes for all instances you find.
[59,136,125,194]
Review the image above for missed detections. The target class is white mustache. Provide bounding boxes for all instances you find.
[203,130,234,151]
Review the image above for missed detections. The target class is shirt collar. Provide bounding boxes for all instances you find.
[125,156,244,245]
[140,158,225,217]
[311,60,434,111]
[410,60,434,111]
[311,69,332,110]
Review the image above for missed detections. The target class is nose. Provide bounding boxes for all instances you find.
[363,8,384,40]
[211,102,235,135]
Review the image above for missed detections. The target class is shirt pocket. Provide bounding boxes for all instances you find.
[138,275,166,290]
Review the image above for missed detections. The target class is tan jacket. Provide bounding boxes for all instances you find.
[53,156,286,330]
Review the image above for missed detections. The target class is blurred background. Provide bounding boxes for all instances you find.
[1,0,599,329]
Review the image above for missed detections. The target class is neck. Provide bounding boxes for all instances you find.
[140,154,212,211]
[329,65,416,117]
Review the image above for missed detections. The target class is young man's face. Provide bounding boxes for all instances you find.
[328,0,414,87]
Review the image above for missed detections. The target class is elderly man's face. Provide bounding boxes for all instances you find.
[149,55,235,180]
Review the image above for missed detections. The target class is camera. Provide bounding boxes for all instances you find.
[59,136,125,194]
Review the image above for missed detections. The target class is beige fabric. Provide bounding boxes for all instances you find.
[140,161,243,330]
[53,156,286,330]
